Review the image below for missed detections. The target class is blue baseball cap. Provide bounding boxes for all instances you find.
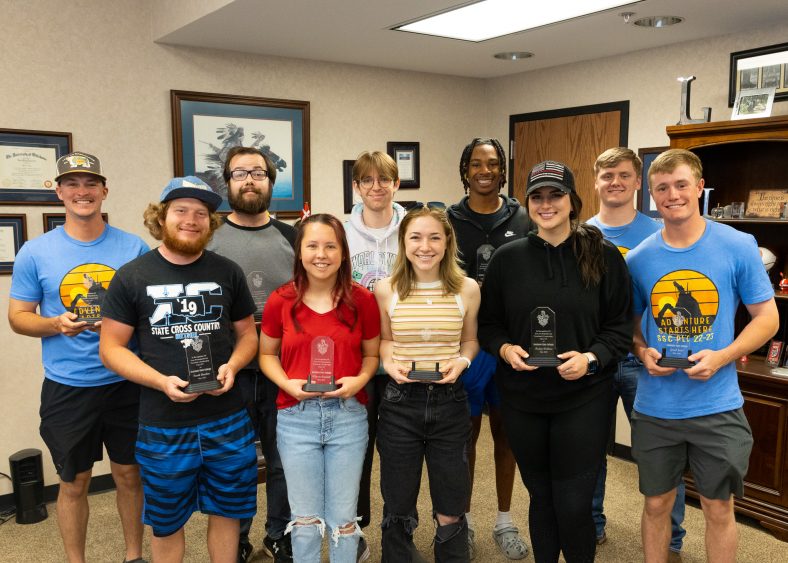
[159,176,223,212]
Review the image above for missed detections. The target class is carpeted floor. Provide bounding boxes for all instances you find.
[1,422,786,562]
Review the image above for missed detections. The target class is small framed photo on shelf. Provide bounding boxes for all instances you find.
[729,42,788,107]
[43,213,108,232]
[0,214,28,275]
[766,340,785,366]
[731,87,776,120]
[387,142,420,189]
[636,146,668,218]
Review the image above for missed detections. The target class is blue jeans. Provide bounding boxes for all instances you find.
[592,357,686,551]
[277,397,368,563]
[236,370,290,542]
[377,380,471,563]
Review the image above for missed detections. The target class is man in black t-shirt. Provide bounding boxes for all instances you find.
[100,177,258,563]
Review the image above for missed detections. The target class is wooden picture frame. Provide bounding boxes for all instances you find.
[729,42,788,107]
[171,90,310,219]
[387,141,420,189]
[0,214,28,274]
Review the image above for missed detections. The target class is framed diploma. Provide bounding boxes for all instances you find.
[0,129,72,205]
[0,214,27,275]
[387,141,420,189]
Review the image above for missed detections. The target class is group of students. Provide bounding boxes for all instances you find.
[8,138,778,563]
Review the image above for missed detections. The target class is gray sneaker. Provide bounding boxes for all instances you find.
[493,525,529,560]
[467,527,476,560]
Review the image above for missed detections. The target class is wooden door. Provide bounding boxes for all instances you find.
[510,102,629,222]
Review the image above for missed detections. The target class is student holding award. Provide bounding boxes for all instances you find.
[259,213,380,563]
[478,161,632,563]
[373,205,481,562]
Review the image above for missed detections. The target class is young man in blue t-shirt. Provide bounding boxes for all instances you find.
[8,152,149,563]
[627,149,778,563]
[586,147,686,552]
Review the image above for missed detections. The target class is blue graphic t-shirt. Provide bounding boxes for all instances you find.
[587,211,661,258]
[626,219,774,419]
[10,225,149,387]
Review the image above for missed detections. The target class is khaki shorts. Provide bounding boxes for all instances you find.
[631,408,753,500]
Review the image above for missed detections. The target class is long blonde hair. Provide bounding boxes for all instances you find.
[390,206,465,300]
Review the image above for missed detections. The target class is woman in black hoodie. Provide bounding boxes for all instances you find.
[478,160,632,563]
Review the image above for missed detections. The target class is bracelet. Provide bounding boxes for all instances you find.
[458,356,471,370]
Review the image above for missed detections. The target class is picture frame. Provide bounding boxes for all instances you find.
[0,214,27,275]
[636,146,669,218]
[387,141,420,189]
[0,128,72,205]
[43,213,108,232]
[342,159,356,214]
[728,42,788,107]
[171,90,310,219]
[731,87,776,120]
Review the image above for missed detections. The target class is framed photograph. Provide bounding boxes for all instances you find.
[171,90,310,219]
[0,214,27,275]
[766,340,785,366]
[0,129,72,205]
[387,141,420,189]
[729,42,788,107]
[636,146,668,218]
[43,213,108,232]
[342,159,356,214]
[731,87,775,120]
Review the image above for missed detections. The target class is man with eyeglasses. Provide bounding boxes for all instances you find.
[344,150,412,562]
[207,146,296,563]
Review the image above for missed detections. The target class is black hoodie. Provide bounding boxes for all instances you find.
[478,231,633,413]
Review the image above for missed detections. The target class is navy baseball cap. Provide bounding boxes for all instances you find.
[159,176,222,212]
[526,160,576,196]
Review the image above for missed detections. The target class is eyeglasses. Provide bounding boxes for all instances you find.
[358,176,393,190]
[231,168,268,181]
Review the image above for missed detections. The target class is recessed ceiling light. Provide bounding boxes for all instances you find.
[394,0,644,42]
[494,51,534,60]
[633,15,683,28]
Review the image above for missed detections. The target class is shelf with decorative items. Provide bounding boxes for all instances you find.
[667,115,788,541]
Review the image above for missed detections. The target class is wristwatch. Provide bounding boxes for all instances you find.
[584,352,599,375]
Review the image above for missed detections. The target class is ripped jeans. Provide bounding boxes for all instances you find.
[277,396,369,563]
[377,380,471,562]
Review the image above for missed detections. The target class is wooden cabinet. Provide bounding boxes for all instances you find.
[667,115,788,540]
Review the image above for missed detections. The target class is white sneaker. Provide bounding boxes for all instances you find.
[493,525,529,560]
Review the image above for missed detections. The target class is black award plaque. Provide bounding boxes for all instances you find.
[68,273,106,325]
[525,307,561,367]
[656,348,696,369]
[184,335,220,393]
[303,336,337,392]
[407,361,442,382]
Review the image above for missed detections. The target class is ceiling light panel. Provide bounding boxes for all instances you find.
[396,0,642,42]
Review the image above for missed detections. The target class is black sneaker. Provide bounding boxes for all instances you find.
[262,534,293,563]
[238,541,254,563]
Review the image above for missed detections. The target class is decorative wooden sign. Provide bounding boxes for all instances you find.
[745,189,788,218]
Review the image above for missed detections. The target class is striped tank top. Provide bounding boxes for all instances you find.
[389,280,465,371]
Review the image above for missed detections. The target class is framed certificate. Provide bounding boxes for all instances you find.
[387,141,420,189]
[0,129,72,205]
[44,213,108,232]
[0,214,27,274]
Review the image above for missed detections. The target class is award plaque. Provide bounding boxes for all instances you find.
[525,307,561,367]
[407,361,442,382]
[475,243,496,284]
[183,335,220,393]
[68,274,106,325]
[303,336,337,392]
[655,347,696,369]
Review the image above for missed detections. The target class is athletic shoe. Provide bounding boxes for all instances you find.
[596,531,608,545]
[262,535,293,563]
[493,525,529,560]
[237,541,254,563]
[468,526,476,560]
[357,536,370,562]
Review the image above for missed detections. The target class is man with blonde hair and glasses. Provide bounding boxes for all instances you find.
[627,149,778,563]
[586,147,686,555]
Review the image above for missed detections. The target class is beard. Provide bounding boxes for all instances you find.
[228,185,272,215]
[161,223,212,256]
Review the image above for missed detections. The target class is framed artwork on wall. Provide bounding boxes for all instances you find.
[171,90,310,219]
[729,42,788,107]
[636,146,668,218]
[342,159,355,214]
[387,141,420,189]
[44,213,108,232]
[0,214,27,274]
[0,129,72,205]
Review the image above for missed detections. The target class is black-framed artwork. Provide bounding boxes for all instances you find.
[636,146,669,218]
[43,213,108,232]
[387,141,420,189]
[171,90,310,219]
[0,214,27,274]
[729,42,788,107]
[342,159,356,214]
[0,128,72,205]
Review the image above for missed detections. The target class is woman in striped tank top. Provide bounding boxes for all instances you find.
[374,205,481,562]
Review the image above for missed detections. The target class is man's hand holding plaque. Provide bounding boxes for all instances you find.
[183,334,220,393]
[303,336,338,392]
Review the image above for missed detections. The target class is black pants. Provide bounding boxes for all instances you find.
[357,370,389,527]
[502,385,614,563]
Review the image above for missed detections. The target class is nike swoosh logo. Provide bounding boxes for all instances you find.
[505,231,515,237]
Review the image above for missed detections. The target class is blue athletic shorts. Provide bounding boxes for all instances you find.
[461,350,500,417]
[135,409,258,537]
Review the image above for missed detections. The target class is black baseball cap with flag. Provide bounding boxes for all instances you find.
[525,160,576,196]
[55,152,106,182]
